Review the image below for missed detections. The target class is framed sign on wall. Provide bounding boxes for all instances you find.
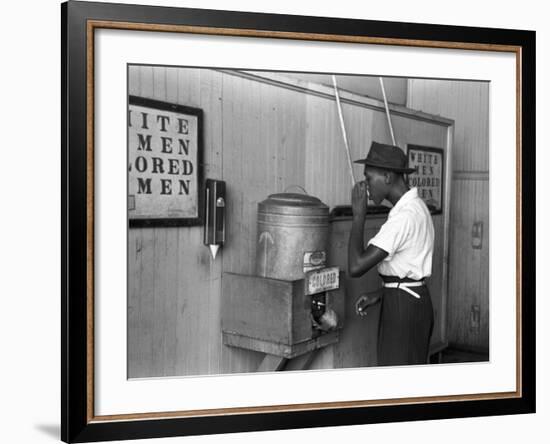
[407,144,444,214]
[128,95,203,227]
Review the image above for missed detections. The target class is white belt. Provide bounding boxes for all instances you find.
[383,281,424,299]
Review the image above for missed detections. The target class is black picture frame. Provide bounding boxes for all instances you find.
[127,94,204,228]
[62,1,536,442]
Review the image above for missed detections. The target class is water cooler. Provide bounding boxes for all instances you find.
[221,192,345,372]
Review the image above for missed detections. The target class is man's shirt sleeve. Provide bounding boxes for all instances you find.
[368,213,412,260]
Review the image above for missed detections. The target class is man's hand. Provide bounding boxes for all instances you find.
[355,292,381,316]
[351,181,369,219]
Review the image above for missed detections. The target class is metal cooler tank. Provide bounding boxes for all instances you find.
[255,192,329,281]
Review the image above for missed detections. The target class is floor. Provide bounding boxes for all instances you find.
[431,347,489,364]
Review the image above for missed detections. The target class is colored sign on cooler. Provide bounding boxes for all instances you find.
[305,267,340,295]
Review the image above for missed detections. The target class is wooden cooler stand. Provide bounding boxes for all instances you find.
[221,271,345,372]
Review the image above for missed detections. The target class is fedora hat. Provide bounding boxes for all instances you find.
[354,141,416,174]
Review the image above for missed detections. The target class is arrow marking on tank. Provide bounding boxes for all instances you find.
[259,231,274,276]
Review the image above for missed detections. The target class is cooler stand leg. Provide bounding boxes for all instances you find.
[257,354,287,372]
[284,351,317,371]
[256,350,318,372]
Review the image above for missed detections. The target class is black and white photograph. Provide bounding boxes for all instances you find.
[126,66,489,378]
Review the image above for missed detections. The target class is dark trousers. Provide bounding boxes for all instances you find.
[377,284,434,366]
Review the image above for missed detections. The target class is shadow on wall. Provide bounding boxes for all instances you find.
[34,424,59,440]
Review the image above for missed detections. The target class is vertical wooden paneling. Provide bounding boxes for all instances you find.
[127,231,140,375]
[371,108,393,147]
[447,180,489,349]
[409,80,489,172]
[305,92,373,207]
[199,69,223,374]
[219,73,308,374]
[128,66,154,378]
[165,67,178,106]
[149,66,169,377]
[175,68,222,376]
[220,73,261,373]
[152,66,166,101]
[128,227,155,378]
[128,66,140,96]
[161,227,178,376]
[139,65,153,98]
[128,67,226,377]
[150,228,166,376]
[126,65,140,376]
[479,84,490,169]
[263,82,279,194]
[409,79,490,351]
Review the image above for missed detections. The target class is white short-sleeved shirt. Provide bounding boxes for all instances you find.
[367,187,434,280]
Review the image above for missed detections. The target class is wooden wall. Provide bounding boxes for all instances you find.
[276,73,408,106]
[127,67,452,377]
[303,90,449,368]
[127,66,307,377]
[408,79,490,352]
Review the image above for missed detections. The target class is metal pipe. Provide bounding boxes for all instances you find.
[331,75,356,186]
[379,77,396,145]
